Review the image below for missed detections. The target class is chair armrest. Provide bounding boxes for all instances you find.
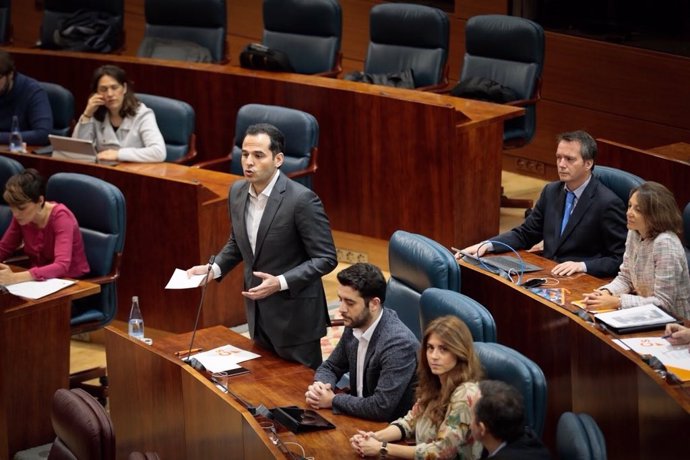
[85,253,122,286]
[285,147,319,180]
[416,65,449,93]
[170,134,198,165]
[315,53,343,78]
[505,77,542,108]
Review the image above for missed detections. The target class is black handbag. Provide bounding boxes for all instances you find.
[239,43,294,72]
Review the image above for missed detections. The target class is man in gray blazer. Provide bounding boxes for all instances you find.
[188,123,337,369]
[306,263,419,422]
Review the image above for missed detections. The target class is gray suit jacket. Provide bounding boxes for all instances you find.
[215,172,337,347]
[492,176,627,277]
[314,308,420,422]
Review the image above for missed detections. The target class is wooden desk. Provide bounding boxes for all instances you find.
[598,138,690,207]
[8,48,522,249]
[0,280,100,458]
[459,252,690,460]
[0,151,245,332]
[105,326,382,460]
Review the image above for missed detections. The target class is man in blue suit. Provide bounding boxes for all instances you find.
[460,130,626,278]
[306,263,419,422]
[188,123,337,369]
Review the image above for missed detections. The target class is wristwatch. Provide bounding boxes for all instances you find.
[379,440,388,458]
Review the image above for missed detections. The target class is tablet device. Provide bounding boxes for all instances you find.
[49,135,118,166]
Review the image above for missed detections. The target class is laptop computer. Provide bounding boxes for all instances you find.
[49,135,118,165]
[457,251,543,274]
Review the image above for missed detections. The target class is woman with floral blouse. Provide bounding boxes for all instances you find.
[350,315,484,459]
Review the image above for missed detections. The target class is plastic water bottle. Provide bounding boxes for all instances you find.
[128,295,145,340]
[9,116,23,153]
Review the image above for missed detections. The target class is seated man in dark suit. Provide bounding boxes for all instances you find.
[305,263,419,422]
[460,130,626,278]
[472,380,552,460]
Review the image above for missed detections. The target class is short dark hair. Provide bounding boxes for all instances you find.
[630,181,682,239]
[90,64,139,121]
[0,49,15,76]
[336,263,387,304]
[244,123,285,157]
[476,380,525,442]
[557,130,598,163]
[3,169,46,207]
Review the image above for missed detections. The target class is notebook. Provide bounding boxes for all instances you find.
[49,135,118,165]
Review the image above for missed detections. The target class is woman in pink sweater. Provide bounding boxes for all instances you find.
[0,169,89,284]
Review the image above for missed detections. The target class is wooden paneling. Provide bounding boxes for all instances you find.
[9,49,519,250]
[0,281,99,458]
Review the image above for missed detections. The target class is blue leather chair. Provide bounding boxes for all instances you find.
[420,288,496,342]
[556,412,607,460]
[138,0,227,63]
[385,230,461,339]
[0,156,24,236]
[136,93,197,164]
[461,14,544,148]
[262,0,342,76]
[0,0,10,44]
[46,173,126,402]
[592,165,643,205]
[39,0,124,51]
[363,3,449,90]
[474,342,547,437]
[39,81,75,137]
[195,103,319,190]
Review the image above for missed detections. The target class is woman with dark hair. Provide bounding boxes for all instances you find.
[0,169,89,284]
[350,315,484,459]
[584,181,690,318]
[72,64,165,162]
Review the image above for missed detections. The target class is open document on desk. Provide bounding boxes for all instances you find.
[617,336,690,382]
[6,278,75,300]
[191,344,261,374]
[594,304,679,334]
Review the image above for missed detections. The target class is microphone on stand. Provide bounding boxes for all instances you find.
[179,255,215,364]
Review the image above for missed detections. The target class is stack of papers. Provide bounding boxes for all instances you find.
[619,337,690,382]
[7,278,75,300]
[191,344,260,374]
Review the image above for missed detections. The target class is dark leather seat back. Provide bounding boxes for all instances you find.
[420,288,496,342]
[139,0,227,62]
[136,93,196,163]
[592,165,643,204]
[474,342,547,437]
[231,104,319,189]
[40,0,124,51]
[0,156,23,235]
[46,173,126,331]
[262,0,342,75]
[39,81,75,137]
[683,202,690,267]
[556,412,608,460]
[48,388,115,460]
[364,3,449,88]
[385,230,460,339]
[461,14,544,144]
[0,0,10,44]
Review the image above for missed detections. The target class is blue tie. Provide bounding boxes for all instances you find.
[561,190,575,235]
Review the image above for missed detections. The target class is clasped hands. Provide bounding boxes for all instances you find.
[305,381,335,409]
[581,288,621,311]
[349,430,381,458]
